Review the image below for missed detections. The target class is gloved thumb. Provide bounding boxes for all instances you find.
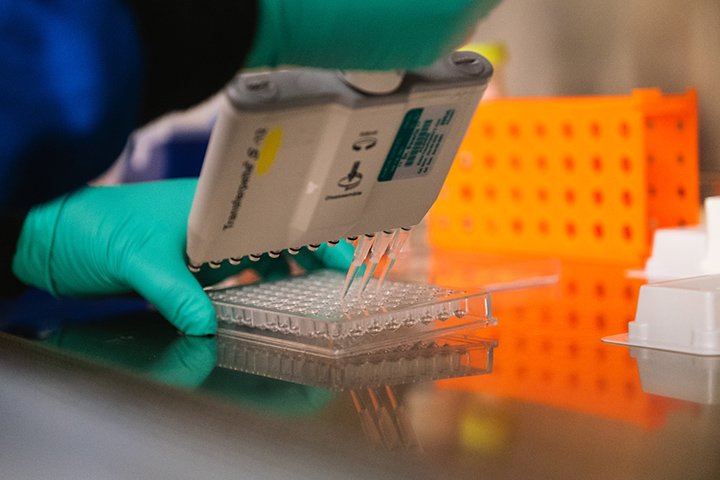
[127,254,216,336]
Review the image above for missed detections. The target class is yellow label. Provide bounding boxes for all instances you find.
[257,128,282,176]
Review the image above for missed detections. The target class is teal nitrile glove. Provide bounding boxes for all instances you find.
[246,0,501,70]
[12,179,354,336]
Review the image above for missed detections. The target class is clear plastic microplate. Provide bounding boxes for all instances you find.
[207,269,495,357]
[217,332,497,390]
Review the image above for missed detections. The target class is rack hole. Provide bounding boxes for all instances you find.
[677,120,685,131]
[536,155,548,170]
[537,189,549,202]
[484,155,495,168]
[483,124,494,137]
[512,219,524,233]
[677,153,685,164]
[538,221,550,235]
[596,377,608,393]
[677,186,686,198]
[510,156,522,170]
[595,347,607,361]
[535,124,547,137]
[484,186,497,200]
[619,122,631,137]
[624,285,635,301]
[485,219,497,232]
[624,381,636,398]
[593,223,604,238]
[564,156,575,171]
[648,185,657,197]
[621,190,633,206]
[511,187,522,201]
[565,189,576,204]
[566,222,577,237]
[593,190,603,205]
[595,313,607,330]
[622,225,633,241]
[462,216,474,231]
[563,123,574,138]
[509,123,520,137]
[621,156,632,172]
[459,151,474,169]
[460,185,473,202]
[590,122,601,137]
[592,155,603,172]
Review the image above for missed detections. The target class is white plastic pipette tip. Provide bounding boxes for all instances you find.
[341,264,361,298]
[341,233,376,297]
[357,262,379,297]
[375,257,395,291]
[357,230,394,296]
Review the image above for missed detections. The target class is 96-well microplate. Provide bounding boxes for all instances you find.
[208,270,494,357]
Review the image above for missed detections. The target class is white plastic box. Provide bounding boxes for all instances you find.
[604,275,720,356]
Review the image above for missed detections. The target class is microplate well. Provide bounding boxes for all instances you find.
[217,333,497,390]
[208,270,494,357]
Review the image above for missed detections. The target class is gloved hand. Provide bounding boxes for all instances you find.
[245,0,500,70]
[12,179,354,336]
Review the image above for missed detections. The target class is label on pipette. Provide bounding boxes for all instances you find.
[378,105,456,182]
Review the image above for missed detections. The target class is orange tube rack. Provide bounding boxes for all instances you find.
[429,89,699,264]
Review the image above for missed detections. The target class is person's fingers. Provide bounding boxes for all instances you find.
[128,256,217,336]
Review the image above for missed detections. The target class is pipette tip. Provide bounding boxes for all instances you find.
[341,264,360,298]
[358,262,379,296]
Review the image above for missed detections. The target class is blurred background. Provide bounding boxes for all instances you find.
[472,0,720,176]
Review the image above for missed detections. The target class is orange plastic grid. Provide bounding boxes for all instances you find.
[429,89,699,264]
[436,261,693,429]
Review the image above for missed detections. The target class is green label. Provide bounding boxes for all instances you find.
[378,106,455,182]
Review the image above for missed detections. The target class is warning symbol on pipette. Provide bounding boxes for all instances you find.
[338,161,363,191]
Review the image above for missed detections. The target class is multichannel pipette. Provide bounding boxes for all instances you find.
[186,51,493,294]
